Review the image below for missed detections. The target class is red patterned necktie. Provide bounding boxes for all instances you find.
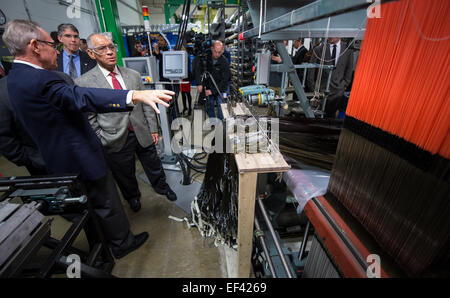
[110,71,133,131]
[0,64,5,77]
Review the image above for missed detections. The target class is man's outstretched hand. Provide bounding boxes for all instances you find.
[132,89,175,114]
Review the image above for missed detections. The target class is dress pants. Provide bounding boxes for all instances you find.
[82,171,135,253]
[325,93,346,118]
[105,131,170,202]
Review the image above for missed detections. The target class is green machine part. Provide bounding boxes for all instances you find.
[164,0,243,25]
[94,0,126,66]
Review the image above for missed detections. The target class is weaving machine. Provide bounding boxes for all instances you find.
[192,0,449,278]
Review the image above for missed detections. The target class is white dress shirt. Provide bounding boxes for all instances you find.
[97,64,135,105]
[98,64,128,90]
[13,59,44,69]
[329,40,341,66]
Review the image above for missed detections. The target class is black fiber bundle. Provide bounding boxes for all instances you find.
[278,117,343,170]
[328,126,450,277]
[196,153,239,246]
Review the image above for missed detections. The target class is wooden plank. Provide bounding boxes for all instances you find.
[236,171,258,278]
[235,152,290,173]
[221,103,251,119]
[221,103,230,119]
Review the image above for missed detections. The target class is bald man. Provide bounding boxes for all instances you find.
[194,40,230,120]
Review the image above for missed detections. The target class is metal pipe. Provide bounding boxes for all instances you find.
[257,197,294,278]
[298,220,310,261]
[254,216,277,277]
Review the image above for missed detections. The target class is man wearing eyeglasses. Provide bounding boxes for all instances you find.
[55,23,96,79]
[76,33,177,213]
[2,19,175,259]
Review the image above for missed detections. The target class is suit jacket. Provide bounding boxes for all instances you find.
[0,72,74,170]
[307,42,353,100]
[292,45,308,81]
[292,46,308,65]
[56,50,97,76]
[7,63,131,181]
[75,65,159,153]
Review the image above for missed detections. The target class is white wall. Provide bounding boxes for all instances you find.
[0,0,101,39]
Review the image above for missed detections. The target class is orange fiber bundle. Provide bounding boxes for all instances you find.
[345,0,450,158]
[327,0,450,276]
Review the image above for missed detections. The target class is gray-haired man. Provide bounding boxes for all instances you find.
[76,33,177,213]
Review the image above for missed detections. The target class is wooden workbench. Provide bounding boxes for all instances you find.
[221,103,290,277]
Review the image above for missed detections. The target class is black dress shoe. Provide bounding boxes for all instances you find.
[128,199,141,212]
[165,189,177,201]
[112,232,149,259]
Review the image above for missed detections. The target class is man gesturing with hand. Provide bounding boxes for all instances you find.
[3,19,174,259]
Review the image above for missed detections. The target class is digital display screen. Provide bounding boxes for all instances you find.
[164,54,183,73]
[124,60,149,76]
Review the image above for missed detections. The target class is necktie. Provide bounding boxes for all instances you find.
[0,64,5,77]
[69,55,77,79]
[109,71,123,90]
[331,44,337,66]
[110,72,133,131]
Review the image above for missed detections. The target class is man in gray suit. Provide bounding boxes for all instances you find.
[76,33,177,213]
[307,38,354,118]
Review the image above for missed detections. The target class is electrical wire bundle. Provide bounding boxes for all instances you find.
[174,0,191,51]
[176,150,206,185]
[327,0,450,277]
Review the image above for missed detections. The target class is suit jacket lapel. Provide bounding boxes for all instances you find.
[80,53,87,74]
[91,66,111,89]
[118,67,135,90]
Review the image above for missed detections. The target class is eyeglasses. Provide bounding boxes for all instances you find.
[36,40,59,50]
[90,44,118,55]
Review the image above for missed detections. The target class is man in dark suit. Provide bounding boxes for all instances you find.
[2,19,174,259]
[0,71,74,176]
[291,38,308,100]
[307,37,353,118]
[0,76,47,175]
[76,33,177,213]
[55,23,96,79]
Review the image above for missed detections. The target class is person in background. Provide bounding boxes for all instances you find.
[76,33,177,213]
[194,40,230,120]
[291,38,308,100]
[55,23,96,79]
[79,38,88,52]
[307,37,353,117]
[180,47,192,117]
[269,50,283,97]
[132,40,147,57]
